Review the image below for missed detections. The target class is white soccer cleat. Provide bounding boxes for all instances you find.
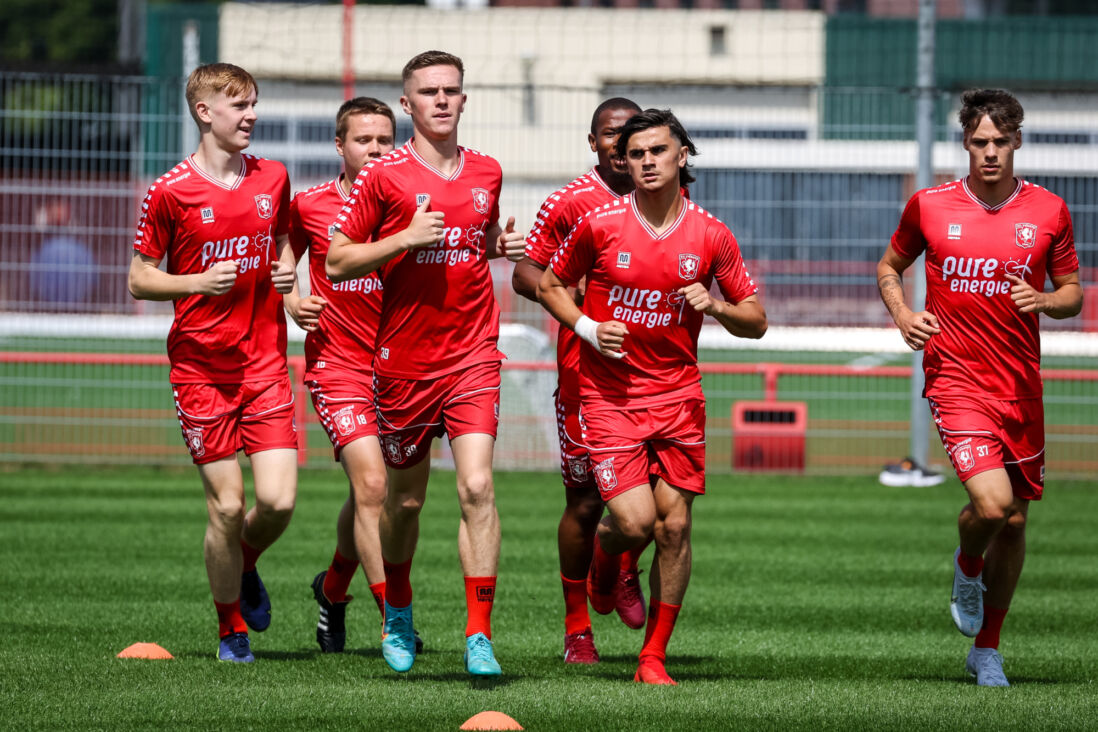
[878,457,945,487]
[951,548,986,637]
[966,646,1010,687]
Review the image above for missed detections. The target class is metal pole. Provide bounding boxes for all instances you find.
[342,0,355,100]
[910,0,936,465]
[182,21,200,158]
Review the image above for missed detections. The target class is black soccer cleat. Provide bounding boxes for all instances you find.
[311,571,351,653]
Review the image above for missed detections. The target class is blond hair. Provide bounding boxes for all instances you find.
[185,63,258,124]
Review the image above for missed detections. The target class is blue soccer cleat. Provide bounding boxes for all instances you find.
[464,632,502,676]
[966,646,1010,687]
[240,568,272,632]
[381,601,416,672]
[217,632,255,663]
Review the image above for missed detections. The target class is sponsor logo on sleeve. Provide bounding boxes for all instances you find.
[471,187,490,215]
[678,253,700,280]
[254,194,273,220]
[1015,223,1037,249]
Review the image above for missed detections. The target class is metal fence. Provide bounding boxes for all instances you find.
[1,70,1096,475]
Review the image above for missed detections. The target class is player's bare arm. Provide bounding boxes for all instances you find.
[282,281,328,332]
[326,196,444,282]
[270,233,297,294]
[487,217,526,262]
[538,266,627,359]
[128,251,238,300]
[878,245,940,350]
[1006,270,1083,319]
[679,283,767,339]
[511,256,545,302]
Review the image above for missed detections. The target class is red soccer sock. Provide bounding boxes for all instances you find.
[622,540,648,573]
[322,549,358,603]
[561,574,591,634]
[957,550,985,578]
[591,535,620,595]
[975,605,1009,649]
[383,558,413,608]
[215,599,248,638]
[639,601,682,663]
[368,582,386,618]
[465,575,497,640]
[240,540,263,573]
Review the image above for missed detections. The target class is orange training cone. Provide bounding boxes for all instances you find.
[117,643,173,660]
[460,710,523,730]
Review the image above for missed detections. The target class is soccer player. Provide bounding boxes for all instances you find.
[537,109,767,684]
[878,89,1082,687]
[128,63,299,663]
[512,98,648,665]
[284,97,423,654]
[325,50,525,676]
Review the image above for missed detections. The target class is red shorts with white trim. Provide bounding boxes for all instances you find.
[928,393,1045,500]
[173,377,297,465]
[556,394,595,491]
[306,378,378,462]
[373,360,501,470]
[580,399,706,501]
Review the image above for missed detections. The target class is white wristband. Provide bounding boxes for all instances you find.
[574,315,600,350]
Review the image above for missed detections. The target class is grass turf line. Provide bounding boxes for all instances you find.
[1,466,1097,730]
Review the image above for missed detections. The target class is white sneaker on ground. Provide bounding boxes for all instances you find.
[951,548,986,637]
[966,646,1010,687]
[878,457,945,487]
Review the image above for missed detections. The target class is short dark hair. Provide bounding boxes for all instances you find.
[590,97,641,136]
[402,51,464,85]
[335,97,396,141]
[959,88,1024,137]
[616,108,699,186]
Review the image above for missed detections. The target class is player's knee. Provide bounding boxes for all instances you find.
[209,498,246,531]
[387,489,424,517]
[569,491,604,527]
[257,498,295,525]
[972,501,1009,524]
[458,470,495,509]
[1003,508,1028,534]
[616,514,655,545]
[351,470,387,509]
[654,514,691,550]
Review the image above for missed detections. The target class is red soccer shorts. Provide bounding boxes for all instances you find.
[373,360,501,469]
[173,377,297,465]
[306,377,378,462]
[928,393,1045,500]
[579,399,707,501]
[556,394,595,491]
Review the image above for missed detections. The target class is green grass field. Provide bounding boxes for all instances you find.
[3,466,1097,730]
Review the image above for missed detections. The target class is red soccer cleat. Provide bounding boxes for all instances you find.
[634,657,678,686]
[563,628,600,664]
[614,566,646,630]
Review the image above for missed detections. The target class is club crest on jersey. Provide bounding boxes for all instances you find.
[593,458,618,493]
[383,436,404,464]
[955,444,975,472]
[201,206,215,224]
[254,194,273,220]
[471,188,490,215]
[1015,223,1037,249]
[334,407,356,437]
[184,427,205,458]
[678,253,701,280]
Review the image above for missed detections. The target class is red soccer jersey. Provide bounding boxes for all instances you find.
[891,177,1079,399]
[289,177,382,383]
[526,168,622,402]
[334,142,504,379]
[551,194,758,409]
[134,154,291,384]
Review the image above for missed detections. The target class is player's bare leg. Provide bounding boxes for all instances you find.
[951,469,1013,636]
[590,487,656,615]
[451,432,503,675]
[198,457,248,604]
[245,448,298,550]
[377,455,429,672]
[634,480,694,686]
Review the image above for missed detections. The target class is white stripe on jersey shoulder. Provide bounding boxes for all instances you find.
[962,176,1022,211]
[297,178,341,201]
